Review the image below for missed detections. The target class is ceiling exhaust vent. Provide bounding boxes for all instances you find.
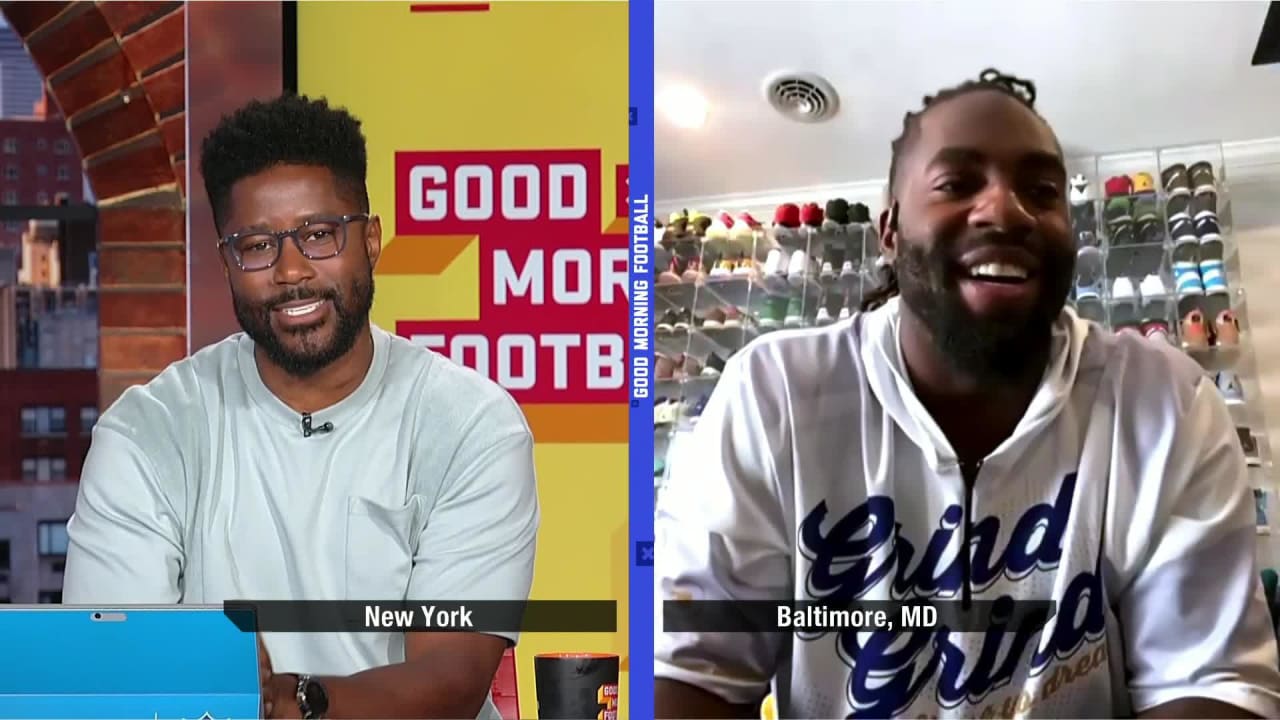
[764,72,839,123]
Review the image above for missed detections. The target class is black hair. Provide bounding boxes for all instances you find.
[199,94,370,233]
[862,69,1043,312]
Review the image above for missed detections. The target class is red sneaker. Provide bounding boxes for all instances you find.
[1104,176,1133,198]
[1181,309,1210,349]
[1215,309,1240,346]
[800,202,824,229]
[774,203,801,228]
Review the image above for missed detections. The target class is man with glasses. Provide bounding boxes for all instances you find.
[63,95,539,720]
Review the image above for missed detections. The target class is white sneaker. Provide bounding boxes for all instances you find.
[787,250,811,286]
[840,260,856,278]
[838,304,852,321]
[815,307,833,326]
[763,248,788,277]
[1111,277,1137,307]
[820,261,836,281]
[1138,274,1169,303]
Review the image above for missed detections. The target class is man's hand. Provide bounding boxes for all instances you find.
[258,636,301,719]
[263,672,302,719]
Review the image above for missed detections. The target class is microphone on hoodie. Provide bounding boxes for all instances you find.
[301,413,334,438]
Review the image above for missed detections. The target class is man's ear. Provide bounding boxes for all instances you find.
[365,214,383,269]
[878,202,899,262]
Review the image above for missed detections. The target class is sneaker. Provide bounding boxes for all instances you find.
[1189,161,1217,195]
[787,250,812,286]
[1174,263,1205,298]
[706,211,734,246]
[1132,195,1159,224]
[731,256,755,277]
[701,353,726,377]
[1076,276,1103,302]
[819,260,836,281]
[1215,309,1240,346]
[1138,273,1171,304]
[1181,309,1210,350]
[1142,321,1173,345]
[1191,192,1218,221]
[656,353,677,379]
[656,309,678,334]
[763,248,789,278]
[1110,222,1135,246]
[1136,218,1163,245]
[1200,260,1228,295]
[1104,175,1133,198]
[658,256,683,284]
[784,297,806,327]
[840,260,856,279]
[1169,216,1198,247]
[815,306,834,326]
[1217,371,1245,404]
[708,257,735,278]
[1071,201,1098,236]
[1166,194,1192,221]
[1132,172,1156,194]
[800,202,824,231]
[701,308,727,329]
[1076,246,1104,285]
[681,256,705,282]
[1104,197,1132,226]
[666,210,690,236]
[838,303,853,321]
[850,202,872,224]
[722,306,744,328]
[680,354,702,377]
[759,295,788,328]
[654,397,677,425]
[1111,277,1138,308]
[731,211,762,249]
[1161,164,1192,196]
[672,308,693,332]
[773,203,802,242]
[688,211,712,238]
[823,198,851,231]
[1069,174,1090,204]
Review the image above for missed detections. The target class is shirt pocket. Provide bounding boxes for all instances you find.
[345,496,417,599]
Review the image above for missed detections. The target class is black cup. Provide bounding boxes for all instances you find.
[533,653,619,719]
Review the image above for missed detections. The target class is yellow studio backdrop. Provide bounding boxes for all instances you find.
[299,2,630,718]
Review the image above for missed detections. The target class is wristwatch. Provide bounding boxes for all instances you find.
[295,674,330,719]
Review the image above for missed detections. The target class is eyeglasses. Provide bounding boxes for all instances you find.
[218,213,370,272]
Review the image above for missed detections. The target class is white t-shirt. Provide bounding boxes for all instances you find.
[655,298,1280,718]
[64,324,539,720]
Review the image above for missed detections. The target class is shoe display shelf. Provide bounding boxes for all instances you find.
[1066,142,1274,537]
[652,202,885,492]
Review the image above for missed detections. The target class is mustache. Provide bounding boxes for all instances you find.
[264,287,338,309]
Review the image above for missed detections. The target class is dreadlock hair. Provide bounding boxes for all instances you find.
[200,94,370,233]
[861,69,1043,313]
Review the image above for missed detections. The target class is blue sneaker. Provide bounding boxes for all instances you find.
[1200,260,1228,295]
[1174,263,1205,298]
[1075,277,1102,302]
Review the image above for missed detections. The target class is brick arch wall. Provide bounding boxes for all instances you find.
[1,0,188,409]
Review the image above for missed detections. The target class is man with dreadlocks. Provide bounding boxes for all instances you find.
[654,70,1280,718]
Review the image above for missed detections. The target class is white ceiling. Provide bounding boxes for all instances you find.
[655,0,1280,203]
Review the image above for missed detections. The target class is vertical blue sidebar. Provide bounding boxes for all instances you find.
[628,0,656,719]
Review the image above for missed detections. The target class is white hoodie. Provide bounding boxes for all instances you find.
[655,297,1280,718]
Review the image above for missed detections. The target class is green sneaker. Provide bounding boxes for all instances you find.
[784,296,806,327]
[758,295,788,329]
[1132,195,1158,224]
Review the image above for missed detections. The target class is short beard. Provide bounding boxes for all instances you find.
[233,271,375,379]
[894,238,1068,382]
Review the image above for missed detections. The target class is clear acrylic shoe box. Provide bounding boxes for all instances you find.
[651,192,884,496]
[1069,142,1275,539]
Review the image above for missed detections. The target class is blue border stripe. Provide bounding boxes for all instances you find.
[628,0,655,718]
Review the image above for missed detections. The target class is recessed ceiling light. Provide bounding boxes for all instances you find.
[657,85,708,129]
